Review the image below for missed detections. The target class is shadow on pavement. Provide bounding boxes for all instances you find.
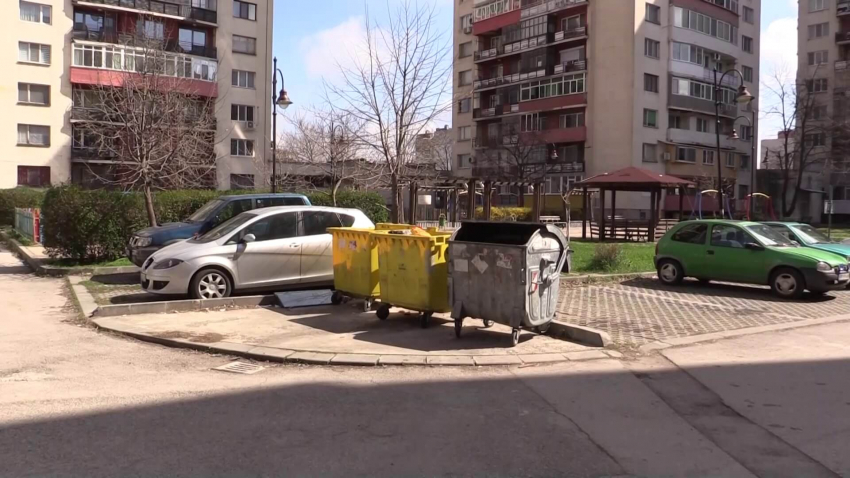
[617,277,838,304]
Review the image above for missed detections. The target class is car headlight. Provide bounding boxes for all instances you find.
[816,261,833,272]
[153,258,184,270]
[135,236,152,247]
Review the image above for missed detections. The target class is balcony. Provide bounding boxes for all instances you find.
[473,103,520,120]
[553,26,587,42]
[73,0,217,24]
[553,59,587,74]
[473,68,546,91]
[668,94,737,118]
[520,0,587,19]
[473,0,520,23]
[474,28,586,63]
[71,147,118,161]
[839,0,850,15]
[837,31,850,45]
[667,128,743,150]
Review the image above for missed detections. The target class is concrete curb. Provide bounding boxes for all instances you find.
[92,295,277,317]
[560,272,656,284]
[548,321,612,348]
[0,231,139,277]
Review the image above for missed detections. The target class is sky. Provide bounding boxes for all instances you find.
[271,0,799,147]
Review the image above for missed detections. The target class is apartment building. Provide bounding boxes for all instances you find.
[2,0,273,190]
[453,0,760,217]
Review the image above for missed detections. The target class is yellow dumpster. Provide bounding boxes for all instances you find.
[373,228,451,328]
[328,224,415,311]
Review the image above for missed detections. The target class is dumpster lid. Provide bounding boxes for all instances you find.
[450,221,567,247]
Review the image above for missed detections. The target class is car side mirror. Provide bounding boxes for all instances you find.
[744,242,764,251]
[242,233,256,244]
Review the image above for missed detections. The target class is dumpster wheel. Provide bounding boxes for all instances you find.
[331,291,343,305]
[376,304,391,320]
[482,319,495,328]
[362,298,373,312]
[511,328,520,347]
[536,323,550,335]
[420,312,433,329]
[454,318,463,338]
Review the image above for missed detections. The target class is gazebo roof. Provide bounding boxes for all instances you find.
[577,167,694,190]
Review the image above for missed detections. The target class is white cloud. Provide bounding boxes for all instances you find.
[298,16,374,83]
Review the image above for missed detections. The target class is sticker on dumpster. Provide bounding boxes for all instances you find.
[471,254,488,274]
[338,239,347,250]
[349,240,357,250]
[454,258,468,273]
[496,253,513,269]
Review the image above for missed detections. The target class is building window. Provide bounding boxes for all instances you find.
[459,41,473,58]
[740,125,753,140]
[807,78,829,93]
[808,22,829,39]
[643,109,658,128]
[677,147,697,163]
[804,133,826,148]
[645,3,660,24]
[17,124,50,146]
[520,73,585,101]
[725,152,736,167]
[696,117,709,133]
[233,35,257,55]
[137,19,165,40]
[457,154,472,169]
[672,77,738,104]
[17,83,49,106]
[645,38,660,59]
[230,174,255,189]
[17,166,50,187]
[644,73,659,93]
[458,98,471,113]
[742,65,753,82]
[520,113,544,131]
[703,150,715,165]
[813,104,828,120]
[742,36,753,53]
[808,50,829,66]
[230,139,255,157]
[231,104,255,122]
[18,42,50,65]
[738,184,749,199]
[233,0,257,20]
[672,7,737,43]
[20,1,51,24]
[559,111,585,128]
[232,70,255,88]
[740,155,750,170]
[461,14,472,32]
[458,126,471,141]
[809,0,827,12]
[642,143,658,163]
[669,113,684,129]
[743,6,754,24]
[459,70,472,86]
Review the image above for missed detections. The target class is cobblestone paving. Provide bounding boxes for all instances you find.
[557,277,850,345]
[85,284,157,306]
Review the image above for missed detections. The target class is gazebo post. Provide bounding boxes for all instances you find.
[408,181,418,225]
[655,187,662,228]
[467,180,476,220]
[483,181,493,220]
[532,182,543,222]
[450,188,458,224]
[678,186,685,221]
[582,186,588,240]
[611,190,617,241]
[600,188,607,241]
[649,189,656,242]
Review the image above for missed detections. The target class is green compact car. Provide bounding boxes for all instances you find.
[764,222,850,261]
[655,220,850,299]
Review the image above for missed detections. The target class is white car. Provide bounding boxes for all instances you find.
[140,206,374,299]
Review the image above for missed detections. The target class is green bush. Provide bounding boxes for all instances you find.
[0,188,46,225]
[306,190,389,224]
[588,243,624,272]
[474,206,533,221]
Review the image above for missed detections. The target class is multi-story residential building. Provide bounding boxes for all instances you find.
[453,0,760,217]
[2,0,273,190]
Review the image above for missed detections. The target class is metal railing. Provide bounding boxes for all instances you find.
[473,0,521,23]
[14,208,41,243]
[553,59,587,74]
[74,0,218,23]
[520,0,586,19]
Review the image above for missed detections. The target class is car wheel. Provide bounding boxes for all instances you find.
[770,268,805,300]
[190,268,232,300]
[657,259,684,285]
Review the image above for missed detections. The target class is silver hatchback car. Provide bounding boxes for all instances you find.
[140,206,374,298]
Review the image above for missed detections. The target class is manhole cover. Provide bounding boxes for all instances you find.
[213,361,265,375]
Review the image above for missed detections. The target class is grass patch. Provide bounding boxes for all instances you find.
[569,240,656,274]
[45,257,134,268]
[819,227,850,241]
[1,226,35,246]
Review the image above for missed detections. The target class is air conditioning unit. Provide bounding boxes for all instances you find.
[244,121,255,130]
[463,25,473,34]
[662,152,672,162]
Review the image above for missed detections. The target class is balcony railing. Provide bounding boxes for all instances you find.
[473,0,520,23]
[553,26,587,42]
[840,0,850,15]
[837,31,850,44]
[520,0,587,19]
[74,0,218,24]
[837,60,850,70]
[553,59,587,74]
[473,103,520,119]
[473,68,546,90]
[475,28,586,62]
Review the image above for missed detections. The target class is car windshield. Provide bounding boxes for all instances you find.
[187,199,224,223]
[745,224,797,247]
[191,213,255,243]
[793,224,833,245]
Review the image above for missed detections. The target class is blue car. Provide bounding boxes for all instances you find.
[765,222,850,261]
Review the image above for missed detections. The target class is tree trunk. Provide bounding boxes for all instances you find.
[780,170,790,219]
[390,173,401,223]
[331,179,341,207]
[143,185,157,228]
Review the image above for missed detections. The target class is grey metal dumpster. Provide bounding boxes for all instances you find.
[448,222,570,346]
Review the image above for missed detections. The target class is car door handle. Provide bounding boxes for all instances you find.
[707,250,715,255]
[289,243,299,248]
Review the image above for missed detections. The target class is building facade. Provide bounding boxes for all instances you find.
[2,0,273,190]
[453,0,761,217]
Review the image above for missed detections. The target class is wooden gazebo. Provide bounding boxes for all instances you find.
[576,167,694,242]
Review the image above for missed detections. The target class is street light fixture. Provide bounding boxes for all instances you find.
[714,63,755,218]
[725,113,757,216]
[271,56,292,193]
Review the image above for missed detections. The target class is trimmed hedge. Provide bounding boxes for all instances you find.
[0,188,46,226]
[474,207,533,222]
[40,186,390,262]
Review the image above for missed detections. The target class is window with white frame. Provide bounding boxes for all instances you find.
[230,139,254,156]
[17,83,49,106]
[742,65,753,82]
[233,0,257,20]
[696,117,709,133]
[231,104,255,122]
[459,70,473,86]
[457,154,472,169]
[809,0,827,12]
[742,36,753,54]
[232,70,255,88]
[644,73,659,93]
[17,124,50,146]
[459,42,473,58]
[808,22,829,39]
[703,150,715,165]
[743,6,754,24]
[808,50,829,66]
[645,3,660,24]
[739,124,753,140]
[677,147,697,162]
[18,42,50,65]
[137,19,164,40]
[233,35,257,54]
[672,7,737,43]
[520,73,585,101]
[458,98,471,113]
[559,111,584,128]
[521,113,544,131]
[645,38,660,58]
[643,109,658,128]
[461,14,472,31]
[71,44,217,81]
[669,113,684,129]
[642,143,658,163]
[20,1,51,24]
[725,152,736,167]
[672,77,738,104]
[804,133,826,148]
[807,78,828,93]
[458,126,471,140]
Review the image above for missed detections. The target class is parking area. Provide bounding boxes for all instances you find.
[558,277,850,345]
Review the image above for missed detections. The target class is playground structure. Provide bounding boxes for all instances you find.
[744,193,777,221]
[689,189,734,220]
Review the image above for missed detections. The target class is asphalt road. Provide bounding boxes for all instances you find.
[1,244,847,477]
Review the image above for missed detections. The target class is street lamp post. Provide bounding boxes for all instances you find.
[726,110,757,218]
[713,62,754,217]
[270,57,293,193]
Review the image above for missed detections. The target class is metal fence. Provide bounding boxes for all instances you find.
[14,208,41,243]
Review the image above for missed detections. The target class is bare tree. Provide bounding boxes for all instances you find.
[476,122,550,207]
[325,0,452,222]
[281,107,382,205]
[415,126,453,172]
[72,17,221,227]
[762,65,829,218]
